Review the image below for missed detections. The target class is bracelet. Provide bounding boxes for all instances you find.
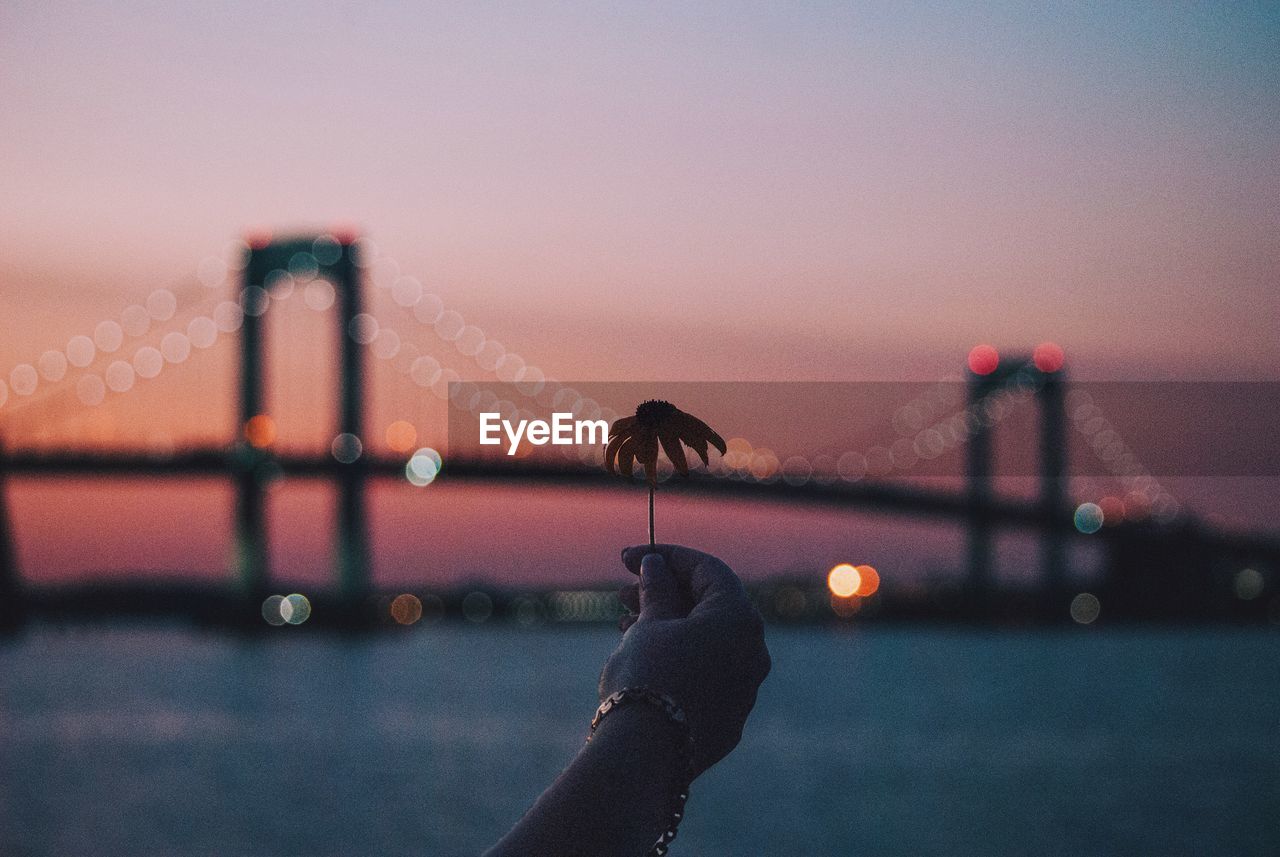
[589,687,694,856]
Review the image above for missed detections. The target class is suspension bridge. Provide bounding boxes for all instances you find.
[1,233,1276,630]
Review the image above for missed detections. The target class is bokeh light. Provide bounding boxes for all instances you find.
[1074,502,1104,534]
[331,433,363,463]
[160,332,191,364]
[132,347,164,379]
[391,276,423,307]
[385,420,418,453]
[830,593,861,618]
[855,564,881,597]
[9,364,37,396]
[304,280,336,311]
[146,289,177,322]
[1033,341,1065,373]
[1098,496,1125,526]
[214,301,244,332]
[462,591,493,623]
[390,593,423,625]
[188,316,218,349]
[94,320,123,353]
[280,593,311,625]
[1233,568,1265,601]
[349,313,379,345]
[406,447,442,486]
[105,360,135,393]
[967,344,1000,376]
[121,304,151,337]
[261,594,286,626]
[38,350,68,382]
[66,335,95,367]
[827,563,862,598]
[244,415,277,448]
[1070,592,1101,624]
[312,234,343,265]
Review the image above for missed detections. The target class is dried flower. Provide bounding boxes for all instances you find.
[605,400,727,546]
[606,400,726,486]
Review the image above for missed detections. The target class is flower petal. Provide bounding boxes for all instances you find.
[604,431,630,475]
[684,412,727,455]
[673,410,727,456]
[684,434,710,467]
[658,432,689,477]
[637,434,660,486]
[609,415,637,438]
[617,436,639,479]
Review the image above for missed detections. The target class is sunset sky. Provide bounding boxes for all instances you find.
[1,1,1277,584]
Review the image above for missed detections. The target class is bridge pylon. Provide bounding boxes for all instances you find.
[237,234,371,608]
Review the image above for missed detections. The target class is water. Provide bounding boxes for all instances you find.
[1,626,1277,856]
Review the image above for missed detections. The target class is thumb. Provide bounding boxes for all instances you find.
[639,553,682,620]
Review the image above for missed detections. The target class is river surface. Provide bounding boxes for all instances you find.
[2,625,1277,856]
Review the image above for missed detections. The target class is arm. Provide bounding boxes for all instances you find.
[486,544,771,857]
[483,703,684,856]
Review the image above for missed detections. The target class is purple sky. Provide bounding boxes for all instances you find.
[2,0,1277,382]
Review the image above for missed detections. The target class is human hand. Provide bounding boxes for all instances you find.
[602,544,771,779]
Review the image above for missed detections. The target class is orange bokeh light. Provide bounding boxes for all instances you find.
[854,564,880,596]
[827,563,862,598]
[1098,495,1126,525]
[385,420,418,453]
[967,344,1000,376]
[390,593,423,625]
[1033,341,1065,373]
[244,414,276,448]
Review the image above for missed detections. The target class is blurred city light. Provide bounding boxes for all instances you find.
[462,591,493,623]
[1033,341,1065,373]
[855,565,881,597]
[1233,568,1265,601]
[261,595,286,626]
[967,344,1000,376]
[827,564,862,598]
[406,447,442,486]
[385,420,417,453]
[244,415,277,448]
[1074,502,1105,534]
[1070,592,1101,624]
[280,593,311,625]
[331,433,363,463]
[390,593,423,625]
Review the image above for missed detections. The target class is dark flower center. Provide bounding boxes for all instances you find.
[635,399,677,426]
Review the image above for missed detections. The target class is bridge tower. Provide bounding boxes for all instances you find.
[237,234,370,606]
[965,349,1068,606]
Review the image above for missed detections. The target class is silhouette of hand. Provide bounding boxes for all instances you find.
[604,544,771,778]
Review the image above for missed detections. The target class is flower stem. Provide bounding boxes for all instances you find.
[648,485,655,547]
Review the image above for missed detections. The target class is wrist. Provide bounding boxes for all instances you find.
[589,689,692,855]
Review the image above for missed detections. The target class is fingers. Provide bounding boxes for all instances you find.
[622,543,748,617]
[617,583,640,614]
[638,553,683,620]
